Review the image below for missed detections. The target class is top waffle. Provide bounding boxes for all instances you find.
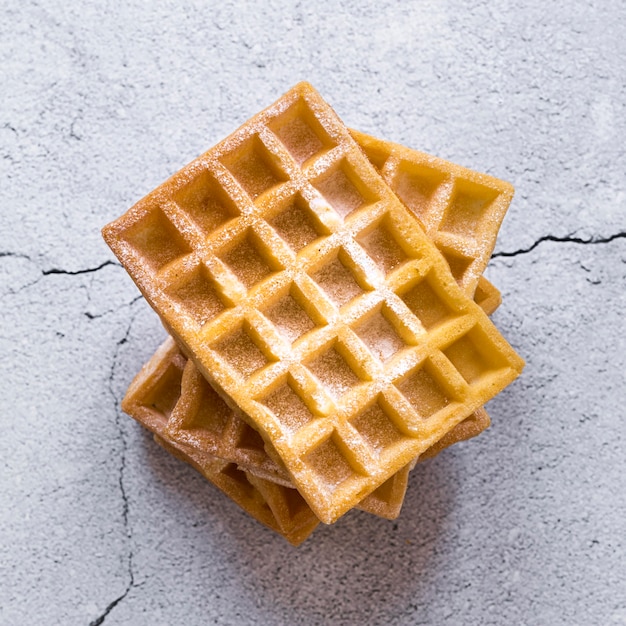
[103,82,524,524]
[351,130,514,295]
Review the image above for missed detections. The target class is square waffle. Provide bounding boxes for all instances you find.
[104,82,524,523]
[164,272,500,520]
[351,130,514,295]
[122,338,319,545]
[138,138,504,521]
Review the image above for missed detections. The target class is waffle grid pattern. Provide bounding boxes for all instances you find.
[122,338,319,545]
[351,129,514,295]
[168,359,294,487]
[105,83,523,523]
[127,337,491,527]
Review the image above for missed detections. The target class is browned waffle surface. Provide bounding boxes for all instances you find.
[128,337,492,522]
[105,82,524,523]
[167,358,293,487]
[167,348,409,518]
[351,129,514,295]
[122,338,318,545]
[473,277,502,317]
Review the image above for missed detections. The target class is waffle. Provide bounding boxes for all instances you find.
[122,338,319,545]
[131,337,492,521]
[104,82,524,523]
[157,132,504,519]
[165,266,501,519]
[351,130,514,295]
[159,134,504,520]
[168,352,293,487]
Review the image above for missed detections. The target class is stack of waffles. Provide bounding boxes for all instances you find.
[104,83,524,545]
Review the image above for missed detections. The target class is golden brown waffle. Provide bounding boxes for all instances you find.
[104,82,524,523]
[351,129,514,296]
[162,133,504,520]
[131,337,492,521]
[169,355,293,487]
[122,339,319,545]
[166,267,501,519]
[473,276,502,317]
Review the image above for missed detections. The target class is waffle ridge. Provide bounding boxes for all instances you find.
[126,337,493,525]
[351,129,514,295]
[104,82,524,523]
[122,338,319,545]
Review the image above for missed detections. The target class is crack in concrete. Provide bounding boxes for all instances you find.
[42,260,121,276]
[89,302,142,626]
[492,231,626,258]
[85,295,143,321]
[89,591,129,626]
[1,254,122,294]
[0,251,32,261]
[3,122,18,135]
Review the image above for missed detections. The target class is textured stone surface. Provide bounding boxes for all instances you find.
[1,1,624,624]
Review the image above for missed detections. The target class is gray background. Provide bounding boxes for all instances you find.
[1,1,625,624]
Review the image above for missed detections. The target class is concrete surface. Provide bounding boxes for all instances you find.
[1,1,624,624]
